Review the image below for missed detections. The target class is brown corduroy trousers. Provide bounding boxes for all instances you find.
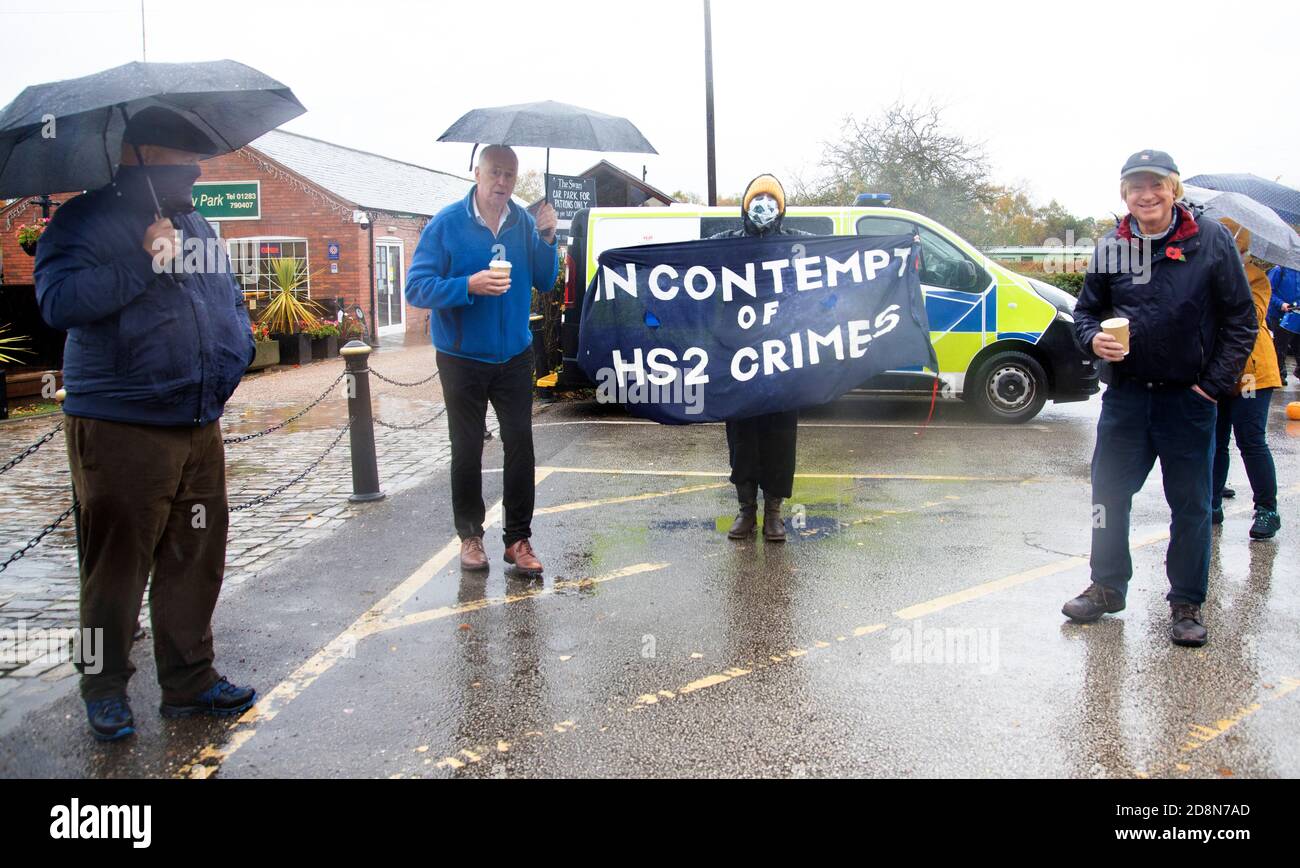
[64,416,228,704]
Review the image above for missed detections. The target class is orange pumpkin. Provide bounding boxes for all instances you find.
[1288,402,1300,421]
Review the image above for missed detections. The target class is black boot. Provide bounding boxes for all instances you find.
[763,497,787,542]
[727,482,758,539]
[1061,582,1125,622]
[1170,603,1208,647]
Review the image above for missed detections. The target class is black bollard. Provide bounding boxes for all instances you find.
[341,341,385,503]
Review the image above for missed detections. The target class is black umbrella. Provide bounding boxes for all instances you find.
[437,100,657,202]
[0,59,305,202]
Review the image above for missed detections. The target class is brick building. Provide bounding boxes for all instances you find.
[1,130,477,366]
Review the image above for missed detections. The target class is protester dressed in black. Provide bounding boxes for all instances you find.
[709,174,809,542]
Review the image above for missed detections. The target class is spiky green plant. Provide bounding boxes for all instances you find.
[0,323,33,364]
[258,258,324,335]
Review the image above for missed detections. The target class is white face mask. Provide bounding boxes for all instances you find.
[747,193,780,228]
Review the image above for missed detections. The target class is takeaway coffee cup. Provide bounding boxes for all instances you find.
[1101,317,1130,356]
[489,259,512,281]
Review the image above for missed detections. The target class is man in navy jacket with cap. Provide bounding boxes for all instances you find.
[1063,149,1255,648]
[35,107,258,741]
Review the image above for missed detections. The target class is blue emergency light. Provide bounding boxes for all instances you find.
[854,193,893,207]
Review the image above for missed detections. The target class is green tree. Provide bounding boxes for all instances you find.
[514,169,544,204]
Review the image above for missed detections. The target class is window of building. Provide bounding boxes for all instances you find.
[226,237,311,300]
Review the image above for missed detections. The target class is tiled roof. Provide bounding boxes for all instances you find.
[248,129,473,217]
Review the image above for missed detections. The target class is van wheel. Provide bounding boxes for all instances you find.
[968,351,1048,423]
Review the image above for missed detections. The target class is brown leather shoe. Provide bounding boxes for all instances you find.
[504,538,543,573]
[1170,603,1208,647]
[1061,582,1125,622]
[459,536,488,570]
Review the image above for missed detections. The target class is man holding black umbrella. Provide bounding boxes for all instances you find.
[406,145,559,575]
[34,107,257,740]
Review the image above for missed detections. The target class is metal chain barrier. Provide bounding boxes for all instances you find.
[373,406,449,432]
[222,371,348,444]
[368,367,440,388]
[0,500,77,574]
[1,419,64,475]
[228,418,353,513]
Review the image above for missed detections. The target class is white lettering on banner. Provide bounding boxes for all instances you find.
[649,264,678,301]
[760,258,790,294]
[762,300,780,325]
[683,266,714,300]
[862,249,891,281]
[807,325,845,365]
[732,347,759,381]
[720,264,757,301]
[825,254,861,287]
[793,257,823,291]
[603,263,638,300]
[596,247,910,305]
[737,305,757,329]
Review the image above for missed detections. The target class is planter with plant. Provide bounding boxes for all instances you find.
[16,219,50,256]
[1,323,34,421]
[247,320,281,371]
[306,317,341,360]
[260,258,324,365]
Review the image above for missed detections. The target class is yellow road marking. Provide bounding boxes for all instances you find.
[537,465,1025,483]
[535,482,729,516]
[375,562,668,633]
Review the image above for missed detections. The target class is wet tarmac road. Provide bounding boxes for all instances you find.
[3,388,1298,778]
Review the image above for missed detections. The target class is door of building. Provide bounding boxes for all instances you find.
[375,240,405,336]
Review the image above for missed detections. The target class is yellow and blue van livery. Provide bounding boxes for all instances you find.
[559,203,1099,423]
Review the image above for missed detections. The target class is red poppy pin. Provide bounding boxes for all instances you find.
[1166,245,1186,261]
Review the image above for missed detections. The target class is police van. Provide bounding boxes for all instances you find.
[557,198,1099,423]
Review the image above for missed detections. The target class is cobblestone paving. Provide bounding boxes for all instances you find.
[0,339,495,690]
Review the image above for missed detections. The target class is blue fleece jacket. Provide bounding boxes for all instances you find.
[405,186,559,363]
[34,169,255,426]
[1267,266,1300,332]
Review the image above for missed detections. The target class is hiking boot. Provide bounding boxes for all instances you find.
[160,677,256,718]
[86,696,134,742]
[460,536,488,570]
[1170,603,1208,647]
[1061,582,1126,623]
[763,497,787,542]
[727,482,758,539]
[1211,506,1224,525]
[504,538,543,573]
[1249,508,1281,540]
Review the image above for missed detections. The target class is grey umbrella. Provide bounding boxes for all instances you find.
[0,60,305,201]
[1184,173,1300,225]
[1184,184,1300,269]
[437,100,657,201]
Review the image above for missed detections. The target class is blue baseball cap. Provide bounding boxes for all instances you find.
[1120,149,1179,179]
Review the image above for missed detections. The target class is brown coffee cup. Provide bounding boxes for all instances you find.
[1101,317,1130,356]
[489,260,512,280]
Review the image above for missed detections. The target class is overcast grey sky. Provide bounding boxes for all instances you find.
[3,0,1296,223]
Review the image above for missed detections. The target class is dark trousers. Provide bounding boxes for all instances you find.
[437,349,535,546]
[1213,388,1278,511]
[1272,320,1300,377]
[726,410,798,499]
[65,416,228,703]
[1089,382,1216,606]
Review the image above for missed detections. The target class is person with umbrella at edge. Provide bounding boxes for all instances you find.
[34,107,259,741]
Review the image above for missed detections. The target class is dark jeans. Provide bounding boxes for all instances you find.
[1089,381,1217,606]
[1272,320,1300,377]
[726,410,798,499]
[437,349,535,546]
[65,416,228,703]
[1213,388,1278,511]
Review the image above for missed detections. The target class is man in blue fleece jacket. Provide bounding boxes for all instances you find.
[406,145,559,573]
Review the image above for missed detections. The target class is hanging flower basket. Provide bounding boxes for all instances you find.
[16,219,50,257]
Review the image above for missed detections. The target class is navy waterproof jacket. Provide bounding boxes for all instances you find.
[34,171,255,426]
[1074,204,1256,399]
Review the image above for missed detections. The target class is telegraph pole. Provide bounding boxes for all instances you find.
[703,0,717,206]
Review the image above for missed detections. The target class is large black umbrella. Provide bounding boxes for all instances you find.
[438,100,657,201]
[1184,173,1300,226]
[0,59,305,200]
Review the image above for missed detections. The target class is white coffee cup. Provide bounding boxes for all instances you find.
[489,260,512,279]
